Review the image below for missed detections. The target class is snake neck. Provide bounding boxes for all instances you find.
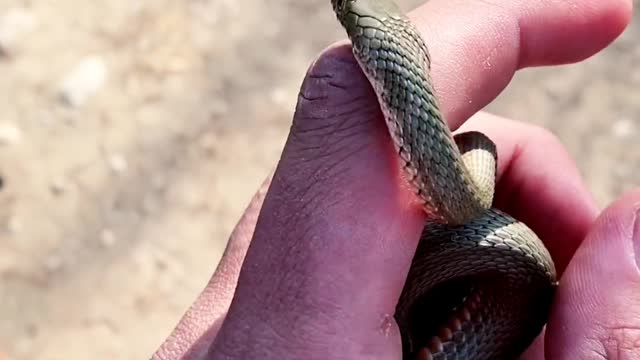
[332,0,490,224]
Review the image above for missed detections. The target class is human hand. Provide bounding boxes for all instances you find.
[152,0,633,359]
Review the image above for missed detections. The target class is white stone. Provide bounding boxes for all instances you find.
[0,7,36,55]
[611,117,635,138]
[107,153,128,174]
[100,229,116,248]
[0,122,22,146]
[58,56,107,107]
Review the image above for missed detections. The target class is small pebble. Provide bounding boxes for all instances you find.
[100,229,116,248]
[0,122,22,146]
[270,87,290,108]
[58,55,107,107]
[0,7,36,56]
[7,216,21,234]
[611,117,635,138]
[107,153,128,174]
[49,177,66,196]
[198,132,218,156]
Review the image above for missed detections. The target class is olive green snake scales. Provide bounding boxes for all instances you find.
[330,0,558,359]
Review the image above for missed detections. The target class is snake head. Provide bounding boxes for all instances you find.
[331,0,353,18]
[332,0,404,34]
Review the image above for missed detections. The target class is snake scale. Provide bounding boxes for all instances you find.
[330,0,558,359]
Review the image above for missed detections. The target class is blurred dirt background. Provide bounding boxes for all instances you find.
[0,0,637,359]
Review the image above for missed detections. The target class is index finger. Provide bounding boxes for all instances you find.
[411,0,631,129]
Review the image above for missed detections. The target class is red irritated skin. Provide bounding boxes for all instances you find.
[151,0,632,359]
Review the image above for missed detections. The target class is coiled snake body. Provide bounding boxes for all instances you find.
[330,0,558,358]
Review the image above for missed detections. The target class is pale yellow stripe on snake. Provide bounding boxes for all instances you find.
[330,0,558,359]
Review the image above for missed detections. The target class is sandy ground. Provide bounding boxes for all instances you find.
[0,0,638,359]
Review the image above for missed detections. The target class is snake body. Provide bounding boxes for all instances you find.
[330,0,558,358]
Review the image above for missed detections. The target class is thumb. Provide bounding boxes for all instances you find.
[209,45,420,359]
[546,190,640,359]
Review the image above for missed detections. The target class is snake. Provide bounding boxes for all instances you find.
[330,0,558,359]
